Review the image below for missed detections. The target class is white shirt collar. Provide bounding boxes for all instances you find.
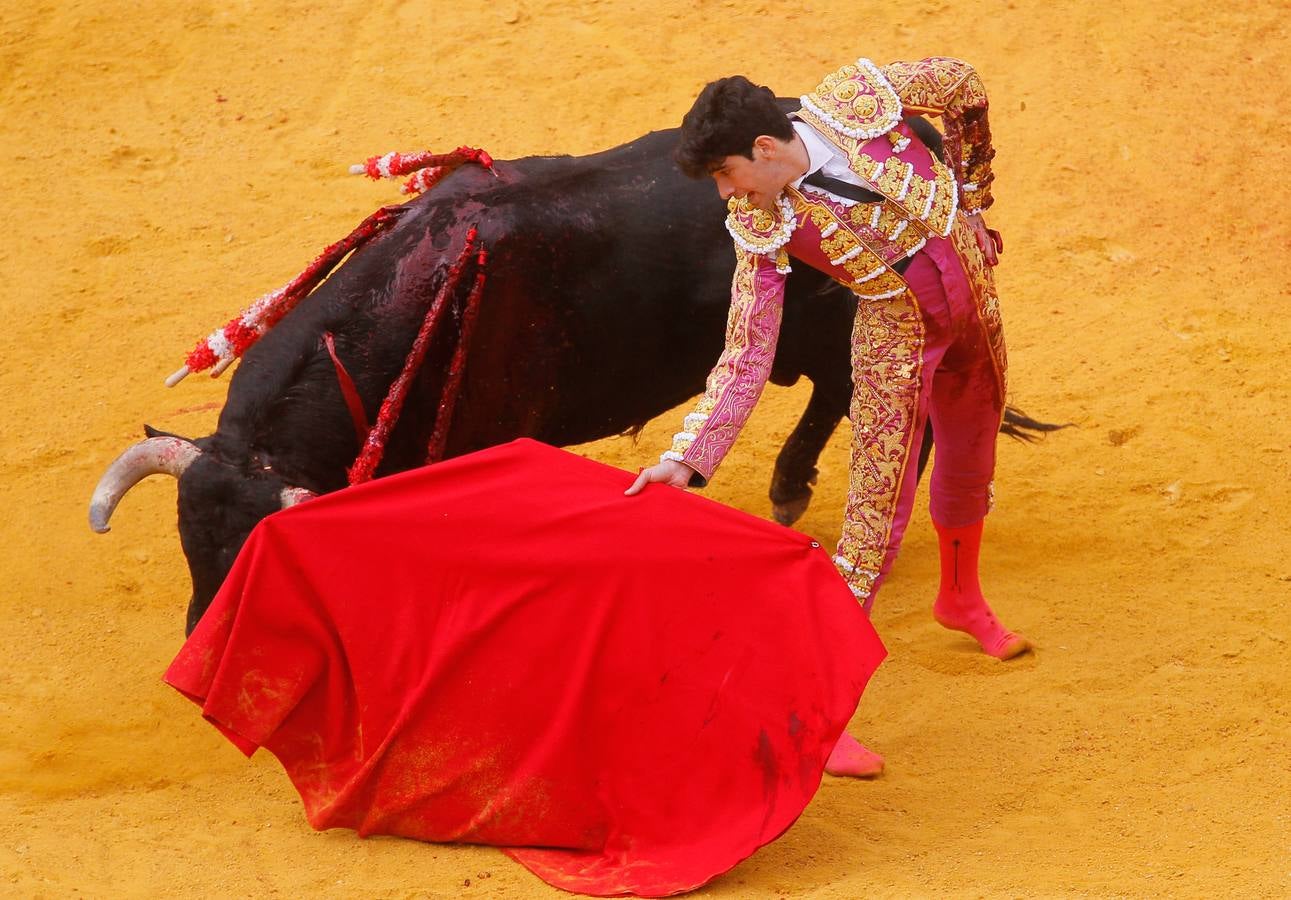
[790,120,839,189]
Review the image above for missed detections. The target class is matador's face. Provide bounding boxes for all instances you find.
[707,137,795,212]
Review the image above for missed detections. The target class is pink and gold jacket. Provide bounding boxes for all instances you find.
[663,57,1001,482]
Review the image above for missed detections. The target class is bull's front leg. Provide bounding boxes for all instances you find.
[770,381,849,526]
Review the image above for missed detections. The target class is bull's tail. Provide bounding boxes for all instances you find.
[1001,406,1069,442]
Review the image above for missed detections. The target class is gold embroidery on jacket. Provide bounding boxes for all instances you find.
[725,200,788,253]
[669,250,783,477]
[798,58,904,140]
[880,57,987,114]
[788,188,925,297]
[879,57,995,213]
[793,100,959,239]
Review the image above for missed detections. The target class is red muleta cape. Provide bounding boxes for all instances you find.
[165,439,885,896]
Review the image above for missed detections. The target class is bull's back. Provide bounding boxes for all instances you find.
[404,129,738,447]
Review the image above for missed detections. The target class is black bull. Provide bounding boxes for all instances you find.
[90,119,1055,635]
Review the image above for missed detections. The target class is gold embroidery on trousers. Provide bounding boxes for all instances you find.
[948,216,1008,403]
[834,285,926,599]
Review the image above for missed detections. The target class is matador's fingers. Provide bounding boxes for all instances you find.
[624,468,651,496]
[975,224,999,267]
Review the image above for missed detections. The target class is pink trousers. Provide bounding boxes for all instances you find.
[840,235,1004,610]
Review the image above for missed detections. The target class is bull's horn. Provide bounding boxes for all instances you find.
[279,486,317,509]
[89,437,202,533]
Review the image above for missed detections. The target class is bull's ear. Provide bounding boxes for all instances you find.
[144,423,193,441]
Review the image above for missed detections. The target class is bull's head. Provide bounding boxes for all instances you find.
[89,429,315,635]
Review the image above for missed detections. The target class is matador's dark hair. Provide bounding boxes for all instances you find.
[674,76,794,179]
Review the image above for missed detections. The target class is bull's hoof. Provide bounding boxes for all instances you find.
[772,495,812,526]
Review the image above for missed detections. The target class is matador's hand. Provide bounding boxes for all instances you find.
[966,212,1003,267]
[624,459,694,496]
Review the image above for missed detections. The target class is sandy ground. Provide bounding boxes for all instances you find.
[2,0,1289,896]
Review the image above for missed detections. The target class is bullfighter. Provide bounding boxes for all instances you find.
[628,56,1029,777]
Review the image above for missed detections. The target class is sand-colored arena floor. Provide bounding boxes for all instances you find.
[2,1,1288,896]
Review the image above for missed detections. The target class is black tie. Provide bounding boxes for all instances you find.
[801,169,884,204]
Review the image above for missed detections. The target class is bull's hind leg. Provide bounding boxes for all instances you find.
[770,382,849,526]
